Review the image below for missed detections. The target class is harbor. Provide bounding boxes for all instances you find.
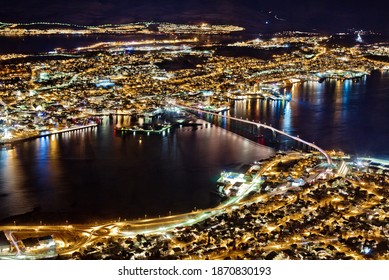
[0,123,98,147]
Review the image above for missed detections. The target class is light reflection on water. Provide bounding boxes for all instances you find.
[230,71,389,158]
[0,123,274,223]
[0,71,388,223]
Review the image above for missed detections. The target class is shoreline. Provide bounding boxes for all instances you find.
[0,123,98,147]
[0,117,275,227]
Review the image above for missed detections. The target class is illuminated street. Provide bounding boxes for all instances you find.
[0,6,389,261]
[0,150,387,260]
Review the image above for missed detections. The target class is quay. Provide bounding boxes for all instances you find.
[0,123,98,147]
[115,124,172,135]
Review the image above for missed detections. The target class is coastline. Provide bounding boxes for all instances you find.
[0,123,98,147]
[0,116,275,226]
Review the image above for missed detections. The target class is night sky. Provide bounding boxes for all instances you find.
[0,0,388,34]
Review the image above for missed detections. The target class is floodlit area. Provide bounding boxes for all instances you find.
[0,151,387,260]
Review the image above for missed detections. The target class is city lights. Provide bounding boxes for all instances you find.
[0,20,388,261]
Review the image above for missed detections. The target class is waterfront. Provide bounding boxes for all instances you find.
[0,21,388,261]
[0,33,253,55]
[1,0,389,265]
[0,117,274,223]
[1,70,388,224]
[2,150,387,260]
[229,70,389,158]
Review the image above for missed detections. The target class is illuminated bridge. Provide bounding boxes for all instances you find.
[175,104,333,165]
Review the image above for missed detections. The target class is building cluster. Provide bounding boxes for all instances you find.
[54,153,388,260]
[0,22,243,36]
[157,23,244,34]
[1,31,389,142]
[0,27,388,260]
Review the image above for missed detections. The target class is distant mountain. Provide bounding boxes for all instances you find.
[0,0,387,34]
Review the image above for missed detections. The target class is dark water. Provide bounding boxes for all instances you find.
[0,35,168,54]
[0,35,388,224]
[229,70,389,158]
[0,33,256,54]
[0,118,274,223]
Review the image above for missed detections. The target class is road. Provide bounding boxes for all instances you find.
[0,152,308,259]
